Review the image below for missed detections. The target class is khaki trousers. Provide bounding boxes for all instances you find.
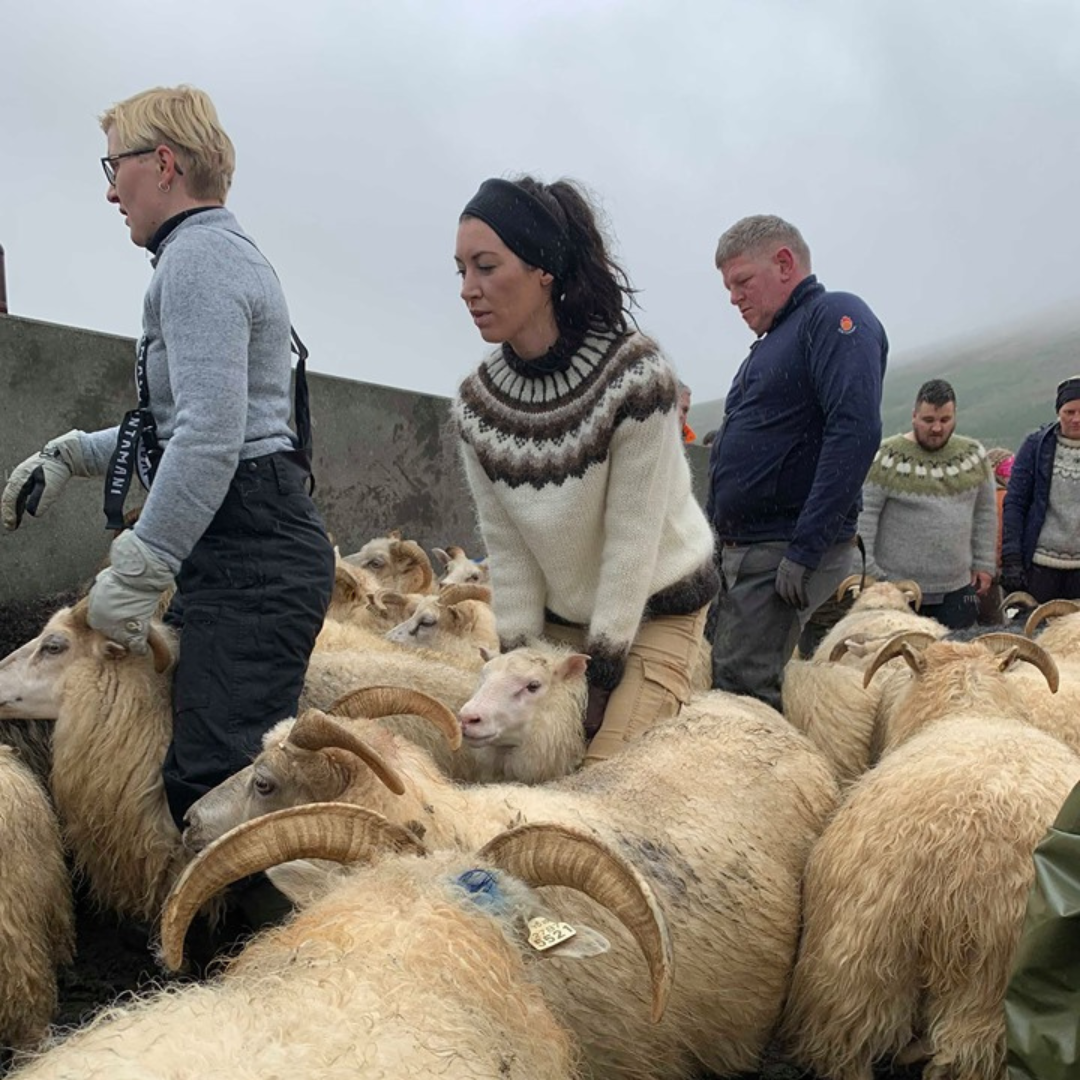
[544,606,708,763]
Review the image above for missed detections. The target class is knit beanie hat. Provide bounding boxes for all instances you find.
[1056,376,1080,412]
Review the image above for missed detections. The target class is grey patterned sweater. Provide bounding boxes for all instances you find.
[857,433,997,596]
[80,208,296,573]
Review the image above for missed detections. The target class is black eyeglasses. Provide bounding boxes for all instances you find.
[100,148,158,185]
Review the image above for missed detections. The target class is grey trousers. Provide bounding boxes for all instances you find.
[711,539,857,712]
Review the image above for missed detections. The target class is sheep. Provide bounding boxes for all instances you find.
[781,631,1080,1080]
[455,642,589,782]
[0,745,74,1054]
[433,544,491,587]
[0,602,471,922]
[782,579,945,783]
[184,689,840,1080]
[384,584,498,668]
[0,718,52,787]
[325,558,424,637]
[11,808,671,1079]
[1024,598,1080,659]
[340,529,435,594]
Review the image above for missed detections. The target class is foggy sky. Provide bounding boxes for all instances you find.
[3,0,1078,404]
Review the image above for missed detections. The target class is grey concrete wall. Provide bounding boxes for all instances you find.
[0,314,711,616]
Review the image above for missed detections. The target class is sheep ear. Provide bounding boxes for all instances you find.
[433,548,450,568]
[558,653,590,681]
[103,641,127,662]
[479,646,498,663]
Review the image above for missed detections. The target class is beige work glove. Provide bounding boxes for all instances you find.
[1,429,91,531]
[87,530,176,654]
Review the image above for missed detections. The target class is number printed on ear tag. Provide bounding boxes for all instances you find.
[527,916,577,952]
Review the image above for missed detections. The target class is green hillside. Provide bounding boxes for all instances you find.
[689,312,1080,453]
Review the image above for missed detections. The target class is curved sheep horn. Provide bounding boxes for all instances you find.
[333,562,363,602]
[438,584,493,606]
[1024,600,1080,639]
[834,574,865,603]
[1000,590,1039,613]
[288,710,407,795]
[891,579,923,611]
[160,802,426,971]
[326,686,462,751]
[394,540,434,593]
[863,631,935,688]
[975,633,1060,693]
[479,822,674,1025]
[147,626,172,674]
[828,634,869,663]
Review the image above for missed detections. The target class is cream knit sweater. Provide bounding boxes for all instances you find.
[453,328,718,690]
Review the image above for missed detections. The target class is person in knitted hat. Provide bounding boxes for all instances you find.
[857,379,998,629]
[1001,377,1080,601]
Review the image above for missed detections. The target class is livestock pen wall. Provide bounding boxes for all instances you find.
[0,314,711,648]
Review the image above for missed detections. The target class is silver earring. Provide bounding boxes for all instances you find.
[158,181,171,193]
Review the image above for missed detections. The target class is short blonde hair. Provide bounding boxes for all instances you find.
[100,85,235,202]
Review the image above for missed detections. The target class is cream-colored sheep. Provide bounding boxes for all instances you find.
[384,584,498,668]
[340,530,435,594]
[184,695,839,1080]
[0,745,74,1053]
[13,811,655,1079]
[433,544,491,587]
[782,580,943,783]
[783,633,1080,1080]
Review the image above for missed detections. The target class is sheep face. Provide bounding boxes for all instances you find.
[0,608,102,719]
[341,532,434,594]
[458,648,588,747]
[384,595,443,649]
[435,545,491,587]
[183,714,406,852]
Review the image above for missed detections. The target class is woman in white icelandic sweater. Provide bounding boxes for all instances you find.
[452,176,719,761]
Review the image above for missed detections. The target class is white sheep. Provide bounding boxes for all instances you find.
[340,529,436,594]
[325,558,425,637]
[12,808,666,1079]
[384,584,498,667]
[184,692,839,1080]
[0,745,74,1053]
[782,632,1080,1080]
[1024,598,1080,659]
[782,580,945,783]
[454,642,589,782]
[0,603,473,922]
[433,544,491,587]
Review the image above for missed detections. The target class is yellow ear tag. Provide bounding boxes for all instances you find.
[527,916,577,952]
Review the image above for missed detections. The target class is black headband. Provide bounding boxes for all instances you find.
[461,178,570,279]
[1057,376,1080,412]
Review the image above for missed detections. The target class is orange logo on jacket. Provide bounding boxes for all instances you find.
[839,315,856,334]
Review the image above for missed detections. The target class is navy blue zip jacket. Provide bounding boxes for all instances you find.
[1001,422,1058,568]
[707,275,887,569]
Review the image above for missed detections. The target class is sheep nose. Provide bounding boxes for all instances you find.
[459,710,482,729]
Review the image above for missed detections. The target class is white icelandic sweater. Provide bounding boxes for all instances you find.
[453,328,718,690]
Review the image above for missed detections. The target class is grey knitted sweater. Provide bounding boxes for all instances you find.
[858,433,997,596]
[81,208,296,572]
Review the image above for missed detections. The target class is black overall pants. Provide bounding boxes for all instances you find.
[162,450,334,829]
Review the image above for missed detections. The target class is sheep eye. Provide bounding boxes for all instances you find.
[39,635,69,656]
[253,775,275,796]
[366,557,385,569]
[420,616,437,628]
[526,681,542,693]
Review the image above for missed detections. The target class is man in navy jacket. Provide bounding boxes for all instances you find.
[708,215,887,709]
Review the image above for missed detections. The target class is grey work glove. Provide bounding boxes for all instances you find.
[1,429,91,531]
[775,556,811,609]
[87,530,176,654]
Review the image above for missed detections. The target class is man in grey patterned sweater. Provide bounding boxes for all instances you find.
[858,379,997,629]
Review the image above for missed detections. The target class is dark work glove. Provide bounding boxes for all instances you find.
[1000,558,1027,597]
[584,686,611,741]
[775,556,811,609]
